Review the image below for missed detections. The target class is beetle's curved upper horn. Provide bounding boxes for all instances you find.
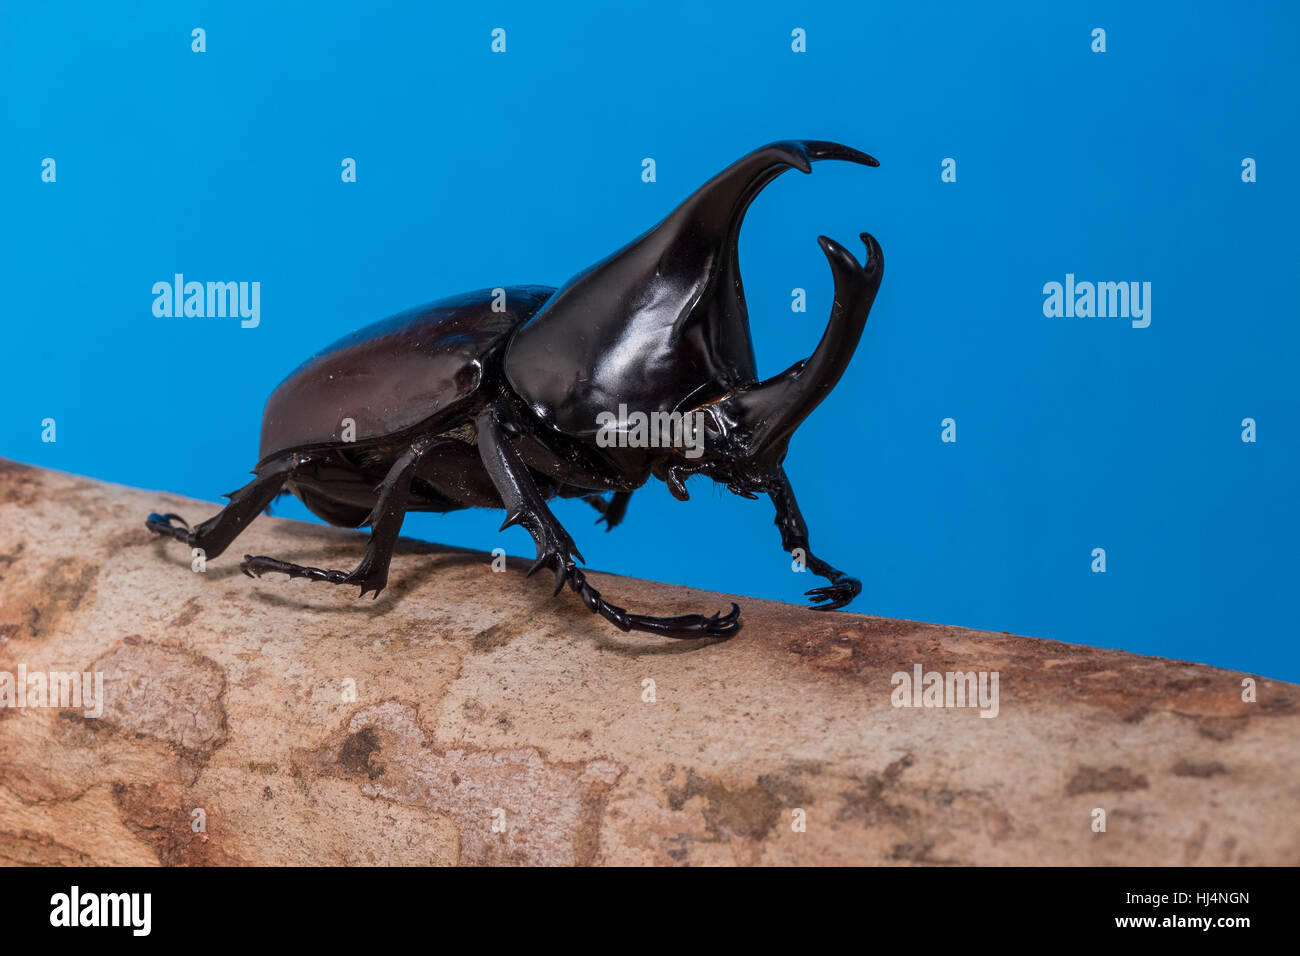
[664,140,879,247]
[727,232,884,460]
[650,140,881,402]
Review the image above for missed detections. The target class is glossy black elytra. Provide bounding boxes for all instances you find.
[146,140,884,639]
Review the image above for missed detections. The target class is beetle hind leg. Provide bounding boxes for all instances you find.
[241,439,431,599]
[239,540,391,596]
[146,456,295,560]
[145,512,193,542]
[239,554,351,585]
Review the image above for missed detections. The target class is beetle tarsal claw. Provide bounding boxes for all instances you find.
[145,512,193,544]
[804,576,863,612]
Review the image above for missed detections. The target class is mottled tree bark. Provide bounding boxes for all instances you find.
[0,458,1295,865]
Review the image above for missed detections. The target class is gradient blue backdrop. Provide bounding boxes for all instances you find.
[3,1,1296,680]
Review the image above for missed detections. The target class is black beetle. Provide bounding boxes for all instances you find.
[147,140,883,639]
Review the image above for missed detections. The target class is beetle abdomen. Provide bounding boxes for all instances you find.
[257,286,555,463]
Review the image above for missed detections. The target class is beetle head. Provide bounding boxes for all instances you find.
[504,140,882,456]
[656,231,883,501]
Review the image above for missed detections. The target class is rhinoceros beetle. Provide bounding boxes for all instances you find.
[147,140,883,639]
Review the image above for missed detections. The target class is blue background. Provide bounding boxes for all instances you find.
[3,1,1296,680]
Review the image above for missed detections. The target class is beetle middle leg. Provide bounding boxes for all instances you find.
[240,439,432,598]
[476,406,739,639]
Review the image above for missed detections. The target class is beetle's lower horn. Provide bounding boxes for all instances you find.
[738,233,884,456]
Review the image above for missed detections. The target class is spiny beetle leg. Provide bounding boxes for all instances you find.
[238,441,430,599]
[623,603,742,638]
[238,553,387,599]
[238,552,385,599]
[144,456,295,561]
[559,560,741,639]
[767,465,863,613]
[241,554,352,586]
[477,404,738,639]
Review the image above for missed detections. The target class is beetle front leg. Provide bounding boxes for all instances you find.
[768,466,862,611]
[476,406,738,639]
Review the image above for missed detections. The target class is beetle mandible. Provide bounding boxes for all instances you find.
[146,140,884,639]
